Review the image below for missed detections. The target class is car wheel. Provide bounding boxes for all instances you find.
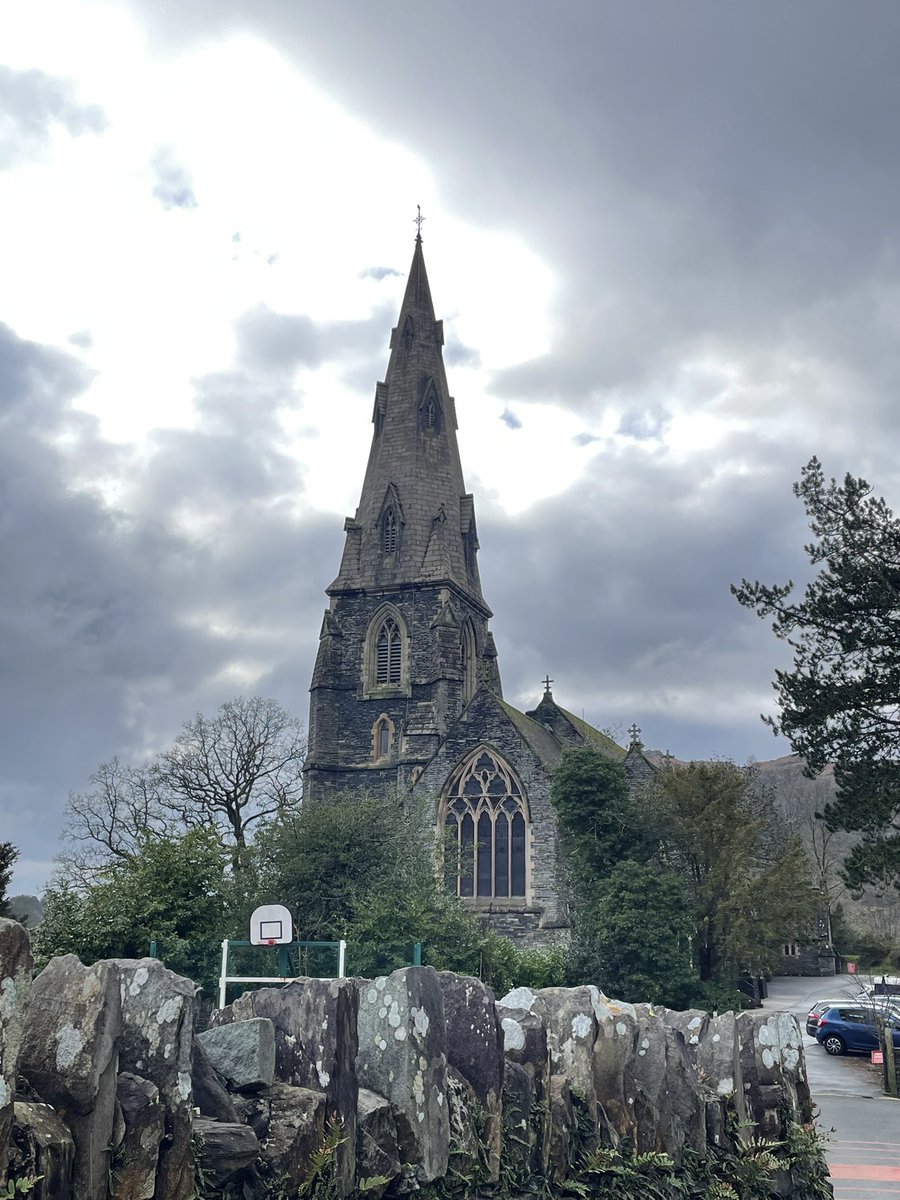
[823,1034,846,1056]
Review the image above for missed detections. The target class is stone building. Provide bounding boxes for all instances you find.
[305,233,652,945]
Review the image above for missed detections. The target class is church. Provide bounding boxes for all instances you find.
[304,231,653,946]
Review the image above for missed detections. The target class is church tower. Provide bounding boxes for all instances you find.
[305,233,502,797]
[306,227,652,946]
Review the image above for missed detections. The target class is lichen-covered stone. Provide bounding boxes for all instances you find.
[445,1067,487,1187]
[113,1073,164,1200]
[356,966,449,1183]
[497,1002,551,1175]
[115,959,196,1200]
[500,1060,534,1190]
[259,1084,326,1186]
[590,996,638,1144]
[438,971,503,1181]
[356,1088,400,1200]
[198,1018,275,1092]
[547,1074,576,1184]
[631,1005,722,1163]
[211,978,358,1196]
[0,919,31,1180]
[533,987,600,1144]
[735,1010,812,1139]
[8,1100,74,1200]
[192,1117,260,1187]
[20,955,120,1200]
[695,1011,741,1103]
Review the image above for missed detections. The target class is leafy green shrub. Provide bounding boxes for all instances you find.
[478,934,566,997]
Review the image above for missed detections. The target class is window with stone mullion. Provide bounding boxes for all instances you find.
[444,749,528,901]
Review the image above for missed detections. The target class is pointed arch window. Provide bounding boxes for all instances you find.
[443,748,529,901]
[365,607,408,695]
[383,508,398,555]
[372,714,395,761]
[375,617,402,685]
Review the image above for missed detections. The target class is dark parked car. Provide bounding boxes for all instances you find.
[805,999,851,1037]
[814,1004,900,1056]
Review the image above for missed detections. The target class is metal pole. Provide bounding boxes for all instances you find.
[277,945,290,978]
[338,939,346,978]
[413,942,422,966]
[218,939,229,1010]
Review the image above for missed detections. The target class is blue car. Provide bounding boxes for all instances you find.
[814,1004,900,1056]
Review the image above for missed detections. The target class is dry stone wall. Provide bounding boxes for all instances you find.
[0,923,830,1199]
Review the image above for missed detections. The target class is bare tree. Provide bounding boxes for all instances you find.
[60,697,306,878]
[154,696,305,868]
[61,757,171,885]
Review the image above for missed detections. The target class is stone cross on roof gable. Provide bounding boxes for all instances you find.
[542,675,553,696]
[628,723,642,749]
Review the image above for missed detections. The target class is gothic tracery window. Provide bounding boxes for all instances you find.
[375,617,402,685]
[444,748,528,900]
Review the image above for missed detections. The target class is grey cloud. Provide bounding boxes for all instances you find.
[0,325,331,892]
[68,330,93,349]
[0,65,106,168]
[360,265,402,280]
[15,0,900,886]
[235,303,391,372]
[444,340,480,368]
[150,146,198,210]
[499,408,521,430]
[473,430,812,762]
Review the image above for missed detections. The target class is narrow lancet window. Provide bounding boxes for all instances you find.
[372,715,393,760]
[460,621,477,702]
[383,508,397,555]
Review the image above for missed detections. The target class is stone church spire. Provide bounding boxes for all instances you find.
[307,230,501,801]
[329,235,488,612]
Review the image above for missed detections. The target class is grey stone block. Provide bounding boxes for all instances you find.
[198,1018,275,1093]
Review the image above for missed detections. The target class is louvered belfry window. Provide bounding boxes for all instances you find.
[383,508,397,555]
[444,749,528,900]
[375,618,402,685]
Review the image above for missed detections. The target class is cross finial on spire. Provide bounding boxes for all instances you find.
[628,723,642,749]
[542,674,553,696]
[414,204,425,242]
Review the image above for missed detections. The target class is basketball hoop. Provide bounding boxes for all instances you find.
[249,904,294,947]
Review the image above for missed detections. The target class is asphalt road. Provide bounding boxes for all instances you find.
[763,974,900,1198]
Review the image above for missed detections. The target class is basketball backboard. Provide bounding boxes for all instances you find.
[249,903,294,945]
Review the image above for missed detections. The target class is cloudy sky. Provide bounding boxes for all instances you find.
[3,0,900,893]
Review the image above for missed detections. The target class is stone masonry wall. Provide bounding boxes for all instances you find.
[0,930,830,1200]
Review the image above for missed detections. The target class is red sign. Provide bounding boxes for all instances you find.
[847,962,857,974]
[872,1050,884,1065]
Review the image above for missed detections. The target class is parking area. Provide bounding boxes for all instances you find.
[763,975,900,1198]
